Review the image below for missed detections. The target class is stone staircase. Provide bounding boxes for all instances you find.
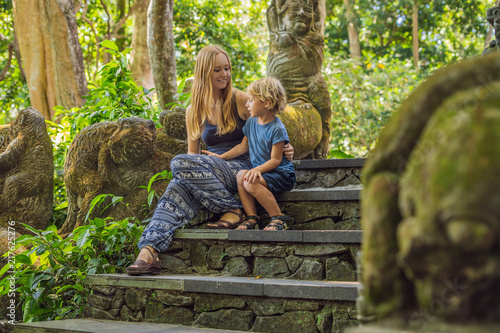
[14,158,365,333]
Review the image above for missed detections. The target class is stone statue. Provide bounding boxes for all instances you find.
[157,107,190,156]
[357,54,500,331]
[267,0,331,158]
[59,117,172,235]
[0,107,53,232]
[483,5,500,55]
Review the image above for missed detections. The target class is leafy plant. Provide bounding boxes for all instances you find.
[0,218,143,322]
[67,40,160,135]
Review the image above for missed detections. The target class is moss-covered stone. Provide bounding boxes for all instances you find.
[289,259,324,280]
[207,245,225,269]
[326,258,356,282]
[248,299,285,316]
[155,306,194,325]
[87,306,116,320]
[226,257,251,277]
[251,244,287,258]
[145,301,165,320]
[292,218,337,231]
[194,295,246,313]
[194,309,254,331]
[316,308,333,333]
[88,293,113,311]
[251,311,317,333]
[125,289,148,311]
[190,242,208,267]
[226,244,252,257]
[253,257,289,278]
[160,254,189,273]
[293,244,347,256]
[286,255,304,273]
[284,300,319,311]
[360,54,500,325]
[154,290,193,306]
[111,289,125,309]
[285,202,360,225]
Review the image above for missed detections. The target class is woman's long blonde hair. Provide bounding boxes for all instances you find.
[187,45,237,140]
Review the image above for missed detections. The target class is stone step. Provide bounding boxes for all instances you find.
[292,158,364,190]
[14,318,246,333]
[189,185,363,232]
[161,230,361,281]
[83,274,359,332]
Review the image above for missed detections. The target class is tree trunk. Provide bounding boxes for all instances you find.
[148,0,177,109]
[412,1,419,69]
[130,0,154,90]
[485,24,493,49]
[343,0,361,58]
[12,0,87,120]
[115,0,127,51]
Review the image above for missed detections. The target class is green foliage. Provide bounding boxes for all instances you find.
[173,0,269,90]
[67,40,160,135]
[325,53,425,157]
[325,0,488,68]
[0,218,143,322]
[0,5,30,124]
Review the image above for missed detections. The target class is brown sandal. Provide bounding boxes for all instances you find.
[263,215,290,231]
[126,246,162,276]
[206,209,246,229]
[236,215,260,230]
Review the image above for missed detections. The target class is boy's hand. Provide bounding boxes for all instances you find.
[201,150,223,159]
[244,168,263,183]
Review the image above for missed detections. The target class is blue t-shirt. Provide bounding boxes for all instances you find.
[242,116,295,186]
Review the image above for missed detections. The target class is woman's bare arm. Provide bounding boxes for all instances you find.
[185,105,201,154]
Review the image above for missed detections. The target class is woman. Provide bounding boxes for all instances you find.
[126,45,293,275]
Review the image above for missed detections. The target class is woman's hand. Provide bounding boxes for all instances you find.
[201,150,223,159]
[244,168,264,183]
[283,143,294,161]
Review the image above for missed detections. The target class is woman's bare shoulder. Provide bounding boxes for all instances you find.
[234,89,250,120]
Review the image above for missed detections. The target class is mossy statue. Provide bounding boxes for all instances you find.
[157,106,190,156]
[483,3,500,55]
[59,117,172,235]
[359,54,500,331]
[0,107,53,232]
[267,0,330,159]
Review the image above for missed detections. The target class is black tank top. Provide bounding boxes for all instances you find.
[201,93,247,155]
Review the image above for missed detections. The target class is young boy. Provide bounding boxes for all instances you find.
[203,77,295,230]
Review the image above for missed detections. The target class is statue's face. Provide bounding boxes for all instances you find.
[283,0,314,36]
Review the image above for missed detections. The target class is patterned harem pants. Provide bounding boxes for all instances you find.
[138,153,252,252]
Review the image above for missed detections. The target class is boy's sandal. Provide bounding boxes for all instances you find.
[264,215,290,231]
[206,210,246,229]
[236,215,260,230]
[126,246,162,276]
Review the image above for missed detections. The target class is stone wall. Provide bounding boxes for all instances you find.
[86,286,358,333]
[159,239,358,282]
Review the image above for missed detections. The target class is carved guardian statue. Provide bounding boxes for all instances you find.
[267,0,331,158]
[59,117,172,235]
[0,107,53,232]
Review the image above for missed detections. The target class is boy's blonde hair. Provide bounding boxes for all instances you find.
[247,77,287,115]
[187,45,236,140]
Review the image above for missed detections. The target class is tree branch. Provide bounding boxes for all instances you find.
[111,3,135,38]
[0,44,13,81]
[81,1,101,80]
[100,0,112,40]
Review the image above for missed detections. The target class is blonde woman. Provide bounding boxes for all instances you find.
[127,45,293,275]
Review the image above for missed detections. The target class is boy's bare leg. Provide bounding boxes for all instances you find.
[243,178,282,217]
[236,170,258,230]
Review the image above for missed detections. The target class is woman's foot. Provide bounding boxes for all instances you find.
[236,215,260,230]
[126,246,162,276]
[206,208,246,229]
[263,215,290,230]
